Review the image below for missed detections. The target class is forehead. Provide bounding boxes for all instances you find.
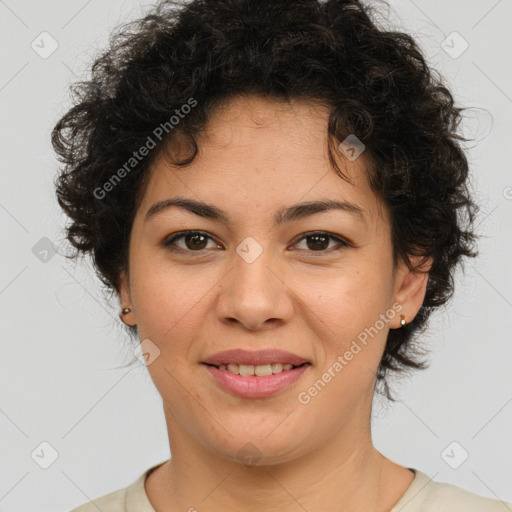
[137,95,387,228]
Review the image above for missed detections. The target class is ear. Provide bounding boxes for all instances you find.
[392,254,433,329]
[118,269,136,326]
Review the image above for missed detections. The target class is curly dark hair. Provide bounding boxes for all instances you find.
[52,0,479,400]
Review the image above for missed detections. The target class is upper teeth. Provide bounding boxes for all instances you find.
[218,363,296,376]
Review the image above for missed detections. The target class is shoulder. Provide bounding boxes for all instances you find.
[420,479,510,511]
[392,468,511,512]
[69,461,166,512]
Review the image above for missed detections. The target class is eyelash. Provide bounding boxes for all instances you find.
[162,230,351,256]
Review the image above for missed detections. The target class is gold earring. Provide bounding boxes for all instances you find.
[119,307,135,326]
[400,314,407,327]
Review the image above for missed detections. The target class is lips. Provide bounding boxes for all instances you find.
[203,361,310,398]
[202,349,310,367]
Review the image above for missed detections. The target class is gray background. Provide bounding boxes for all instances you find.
[1,0,511,510]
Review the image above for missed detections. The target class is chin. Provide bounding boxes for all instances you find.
[209,429,307,467]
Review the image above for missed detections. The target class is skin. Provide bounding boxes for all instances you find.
[118,94,432,512]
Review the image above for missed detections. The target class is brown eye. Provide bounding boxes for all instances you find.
[163,231,217,252]
[293,232,350,254]
[305,234,329,251]
[183,232,208,250]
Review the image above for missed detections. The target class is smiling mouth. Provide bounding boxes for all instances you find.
[203,362,310,377]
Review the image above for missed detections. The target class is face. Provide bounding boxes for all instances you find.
[119,95,429,465]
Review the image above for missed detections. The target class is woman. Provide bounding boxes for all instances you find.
[52,0,509,510]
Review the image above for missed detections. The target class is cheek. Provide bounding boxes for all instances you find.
[292,262,394,383]
[129,257,213,344]
[132,251,231,354]
[298,262,392,333]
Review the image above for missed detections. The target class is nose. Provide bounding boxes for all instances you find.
[215,242,294,331]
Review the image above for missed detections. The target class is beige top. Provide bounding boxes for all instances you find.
[70,461,510,512]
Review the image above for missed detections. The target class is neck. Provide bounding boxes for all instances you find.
[145,405,413,512]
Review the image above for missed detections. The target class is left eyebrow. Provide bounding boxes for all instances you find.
[144,196,366,225]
